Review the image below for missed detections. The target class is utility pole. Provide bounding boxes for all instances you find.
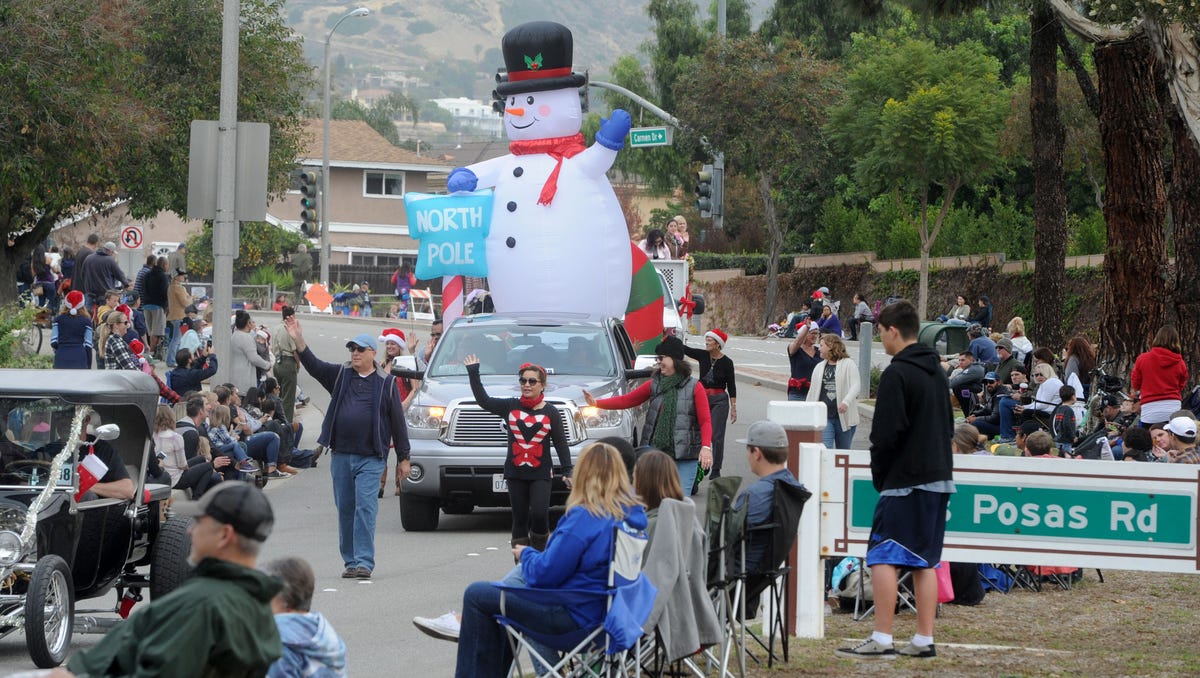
[211,0,240,383]
[713,0,726,231]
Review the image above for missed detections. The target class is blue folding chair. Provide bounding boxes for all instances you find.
[495,518,656,677]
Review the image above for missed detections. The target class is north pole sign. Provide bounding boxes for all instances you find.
[120,225,144,250]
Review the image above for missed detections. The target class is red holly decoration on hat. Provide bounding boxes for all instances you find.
[379,328,406,345]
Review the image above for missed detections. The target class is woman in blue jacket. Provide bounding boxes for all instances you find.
[415,443,647,678]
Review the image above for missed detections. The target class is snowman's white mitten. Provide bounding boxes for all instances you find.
[595,109,633,151]
[447,167,478,193]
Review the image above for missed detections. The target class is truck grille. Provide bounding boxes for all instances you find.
[446,403,579,446]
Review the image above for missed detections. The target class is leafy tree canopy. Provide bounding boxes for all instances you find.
[184,222,307,282]
[0,0,312,301]
[829,37,1008,199]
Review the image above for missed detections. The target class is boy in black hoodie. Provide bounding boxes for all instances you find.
[837,300,954,662]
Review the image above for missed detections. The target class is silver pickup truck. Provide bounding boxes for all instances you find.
[396,313,650,531]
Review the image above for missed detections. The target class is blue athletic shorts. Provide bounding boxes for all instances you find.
[865,490,950,569]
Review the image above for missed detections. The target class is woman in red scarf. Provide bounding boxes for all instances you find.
[466,355,573,557]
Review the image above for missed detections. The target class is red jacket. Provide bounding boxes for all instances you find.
[1131,346,1189,405]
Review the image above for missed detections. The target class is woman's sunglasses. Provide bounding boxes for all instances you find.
[518,377,541,385]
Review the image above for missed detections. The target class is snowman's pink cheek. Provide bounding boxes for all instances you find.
[538,104,552,117]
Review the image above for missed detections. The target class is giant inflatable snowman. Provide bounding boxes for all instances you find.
[446,21,632,318]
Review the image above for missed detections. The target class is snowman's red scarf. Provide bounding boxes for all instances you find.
[509,133,586,206]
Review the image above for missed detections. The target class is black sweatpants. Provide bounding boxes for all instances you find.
[507,477,552,542]
[175,455,220,497]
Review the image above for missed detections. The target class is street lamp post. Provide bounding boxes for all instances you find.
[321,6,370,286]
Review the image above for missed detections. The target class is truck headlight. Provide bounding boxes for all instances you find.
[406,406,445,430]
[0,531,22,567]
[580,406,623,429]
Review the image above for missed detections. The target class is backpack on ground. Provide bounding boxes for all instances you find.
[1070,428,1108,460]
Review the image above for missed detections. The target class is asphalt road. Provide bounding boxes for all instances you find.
[0,314,872,676]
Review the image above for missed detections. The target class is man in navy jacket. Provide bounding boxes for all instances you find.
[284,317,409,580]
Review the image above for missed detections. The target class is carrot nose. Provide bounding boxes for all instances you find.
[506,107,525,116]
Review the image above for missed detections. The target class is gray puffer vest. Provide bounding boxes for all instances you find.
[639,374,701,461]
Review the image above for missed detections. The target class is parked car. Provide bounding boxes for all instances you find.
[0,370,191,668]
[394,314,651,531]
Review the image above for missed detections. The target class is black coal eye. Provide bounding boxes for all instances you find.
[509,97,515,105]
[526,96,534,105]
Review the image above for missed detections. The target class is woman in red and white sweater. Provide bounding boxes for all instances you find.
[466,355,572,555]
[584,335,713,494]
[1131,326,1189,426]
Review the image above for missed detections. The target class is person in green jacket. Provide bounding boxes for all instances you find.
[60,482,283,678]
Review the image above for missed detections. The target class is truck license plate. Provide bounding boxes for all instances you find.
[492,474,508,493]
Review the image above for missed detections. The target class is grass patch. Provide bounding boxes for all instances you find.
[742,569,1200,676]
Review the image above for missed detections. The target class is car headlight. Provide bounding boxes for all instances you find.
[580,406,623,430]
[406,405,445,430]
[0,531,22,567]
[407,464,424,482]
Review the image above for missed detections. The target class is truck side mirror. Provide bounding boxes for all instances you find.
[390,355,424,380]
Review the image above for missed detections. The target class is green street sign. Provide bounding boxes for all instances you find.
[629,126,672,148]
[850,478,1192,545]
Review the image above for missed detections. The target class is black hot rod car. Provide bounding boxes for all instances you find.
[0,370,191,667]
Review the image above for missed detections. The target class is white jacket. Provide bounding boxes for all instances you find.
[806,357,861,432]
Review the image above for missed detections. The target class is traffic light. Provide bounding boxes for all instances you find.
[298,170,319,237]
[695,164,714,218]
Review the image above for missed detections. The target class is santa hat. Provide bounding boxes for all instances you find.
[379,328,406,346]
[256,328,270,341]
[116,304,133,320]
[66,290,85,315]
[128,339,144,356]
[705,329,728,349]
[812,290,824,300]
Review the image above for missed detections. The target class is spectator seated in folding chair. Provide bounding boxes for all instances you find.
[414,443,656,678]
[639,493,723,674]
[704,421,810,675]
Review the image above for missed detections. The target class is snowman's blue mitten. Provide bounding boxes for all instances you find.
[595,109,632,151]
[447,167,478,193]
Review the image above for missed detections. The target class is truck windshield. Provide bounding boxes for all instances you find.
[0,399,77,487]
[429,325,617,378]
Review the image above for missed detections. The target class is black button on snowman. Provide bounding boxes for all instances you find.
[444,21,634,317]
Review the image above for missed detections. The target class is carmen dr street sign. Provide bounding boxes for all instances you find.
[629,126,672,148]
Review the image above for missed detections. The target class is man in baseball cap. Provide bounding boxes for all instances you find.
[734,420,806,571]
[1165,416,1199,463]
[65,481,283,676]
[282,315,409,579]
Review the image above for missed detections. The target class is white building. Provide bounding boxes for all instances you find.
[430,97,503,137]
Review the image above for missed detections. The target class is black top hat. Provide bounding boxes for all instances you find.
[495,21,586,97]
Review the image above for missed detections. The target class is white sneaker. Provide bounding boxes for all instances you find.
[413,612,460,642]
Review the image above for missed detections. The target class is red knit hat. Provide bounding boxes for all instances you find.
[66,290,85,315]
[378,328,406,345]
[128,339,145,356]
[116,304,133,319]
[705,329,728,349]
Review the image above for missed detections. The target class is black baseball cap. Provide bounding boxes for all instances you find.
[174,481,274,541]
